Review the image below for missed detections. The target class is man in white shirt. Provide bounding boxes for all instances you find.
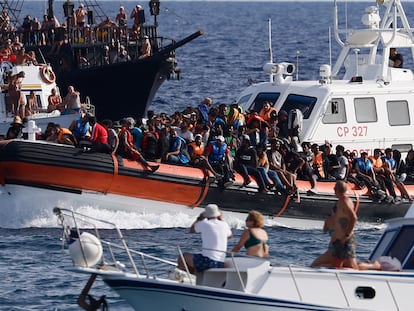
[178,204,232,274]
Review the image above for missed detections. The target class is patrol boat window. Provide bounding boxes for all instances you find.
[387,100,410,126]
[323,98,347,124]
[280,94,317,119]
[249,93,280,112]
[354,97,377,123]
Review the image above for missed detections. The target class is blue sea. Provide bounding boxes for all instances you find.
[1,1,410,309]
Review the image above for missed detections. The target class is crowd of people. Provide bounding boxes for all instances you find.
[0,3,152,73]
[7,95,414,202]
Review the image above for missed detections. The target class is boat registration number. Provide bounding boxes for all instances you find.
[336,126,368,137]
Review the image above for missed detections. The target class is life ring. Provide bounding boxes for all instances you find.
[40,66,56,84]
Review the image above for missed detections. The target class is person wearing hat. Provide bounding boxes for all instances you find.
[130,4,145,29]
[117,118,159,172]
[177,204,233,274]
[205,135,235,188]
[75,4,87,28]
[6,116,24,139]
[115,6,127,27]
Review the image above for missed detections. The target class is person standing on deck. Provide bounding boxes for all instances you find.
[331,181,358,269]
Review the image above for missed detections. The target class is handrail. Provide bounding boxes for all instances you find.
[229,253,246,292]
[54,207,140,276]
[288,264,303,301]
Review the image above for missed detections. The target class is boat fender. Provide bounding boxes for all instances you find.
[40,65,56,84]
[68,232,103,268]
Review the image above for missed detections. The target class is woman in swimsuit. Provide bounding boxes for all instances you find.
[231,210,269,258]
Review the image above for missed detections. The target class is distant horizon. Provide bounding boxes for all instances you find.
[48,0,414,2]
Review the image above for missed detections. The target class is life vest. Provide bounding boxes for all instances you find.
[170,136,190,164]
[258,154,267,167]
[57,128,73,144]
[142,132,158,154]
[117,126,133,158]
[381,156,395,170]
[259,107,277,121]
[208,141,227,164]
[188,141,204,159]
[355,157,373,173]
[314,151,325,178]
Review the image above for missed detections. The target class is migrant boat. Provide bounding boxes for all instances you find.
[0,138,412,223]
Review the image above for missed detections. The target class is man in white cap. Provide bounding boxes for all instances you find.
[130,4,145,28]
[178,204,232,274]
[75,4,87,28]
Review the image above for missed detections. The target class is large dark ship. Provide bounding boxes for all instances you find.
[1,0,202,120]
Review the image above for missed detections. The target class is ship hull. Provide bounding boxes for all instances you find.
[0,140,412,223]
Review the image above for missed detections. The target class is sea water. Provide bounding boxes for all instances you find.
[1,1,407,309]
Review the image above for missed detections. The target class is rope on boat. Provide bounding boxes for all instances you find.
[274,195,292,217]
[192,170,211,208]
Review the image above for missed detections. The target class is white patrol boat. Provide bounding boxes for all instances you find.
[0,62,89,138]
[236,0,414,156]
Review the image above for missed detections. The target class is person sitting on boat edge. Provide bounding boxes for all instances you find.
[188,133,222,180]
[47,88,63,113]
[102,119,120,155]
[164,128,190,165]
[84,115,112,154]
[177,204,233,274]
[62,86,82,114]
[117,118,159,172]
[231,210,269,258]
[69,113,91,144]
[234,134,269,193]
[205,135,235,188]
[46,123,77,145]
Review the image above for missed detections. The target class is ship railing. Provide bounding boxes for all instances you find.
[54,207,180,280]
[9,25,174,53]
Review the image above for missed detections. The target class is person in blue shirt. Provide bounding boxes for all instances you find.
[165,128,190,165]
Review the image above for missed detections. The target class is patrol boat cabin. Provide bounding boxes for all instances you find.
[236,0,414,156]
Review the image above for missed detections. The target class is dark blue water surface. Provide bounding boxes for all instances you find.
[2,0,410,309]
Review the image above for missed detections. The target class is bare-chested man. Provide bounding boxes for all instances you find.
[331,180,358,269]
[8,71,26,118]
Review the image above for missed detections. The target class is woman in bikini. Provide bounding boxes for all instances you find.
[231,210,269,258]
